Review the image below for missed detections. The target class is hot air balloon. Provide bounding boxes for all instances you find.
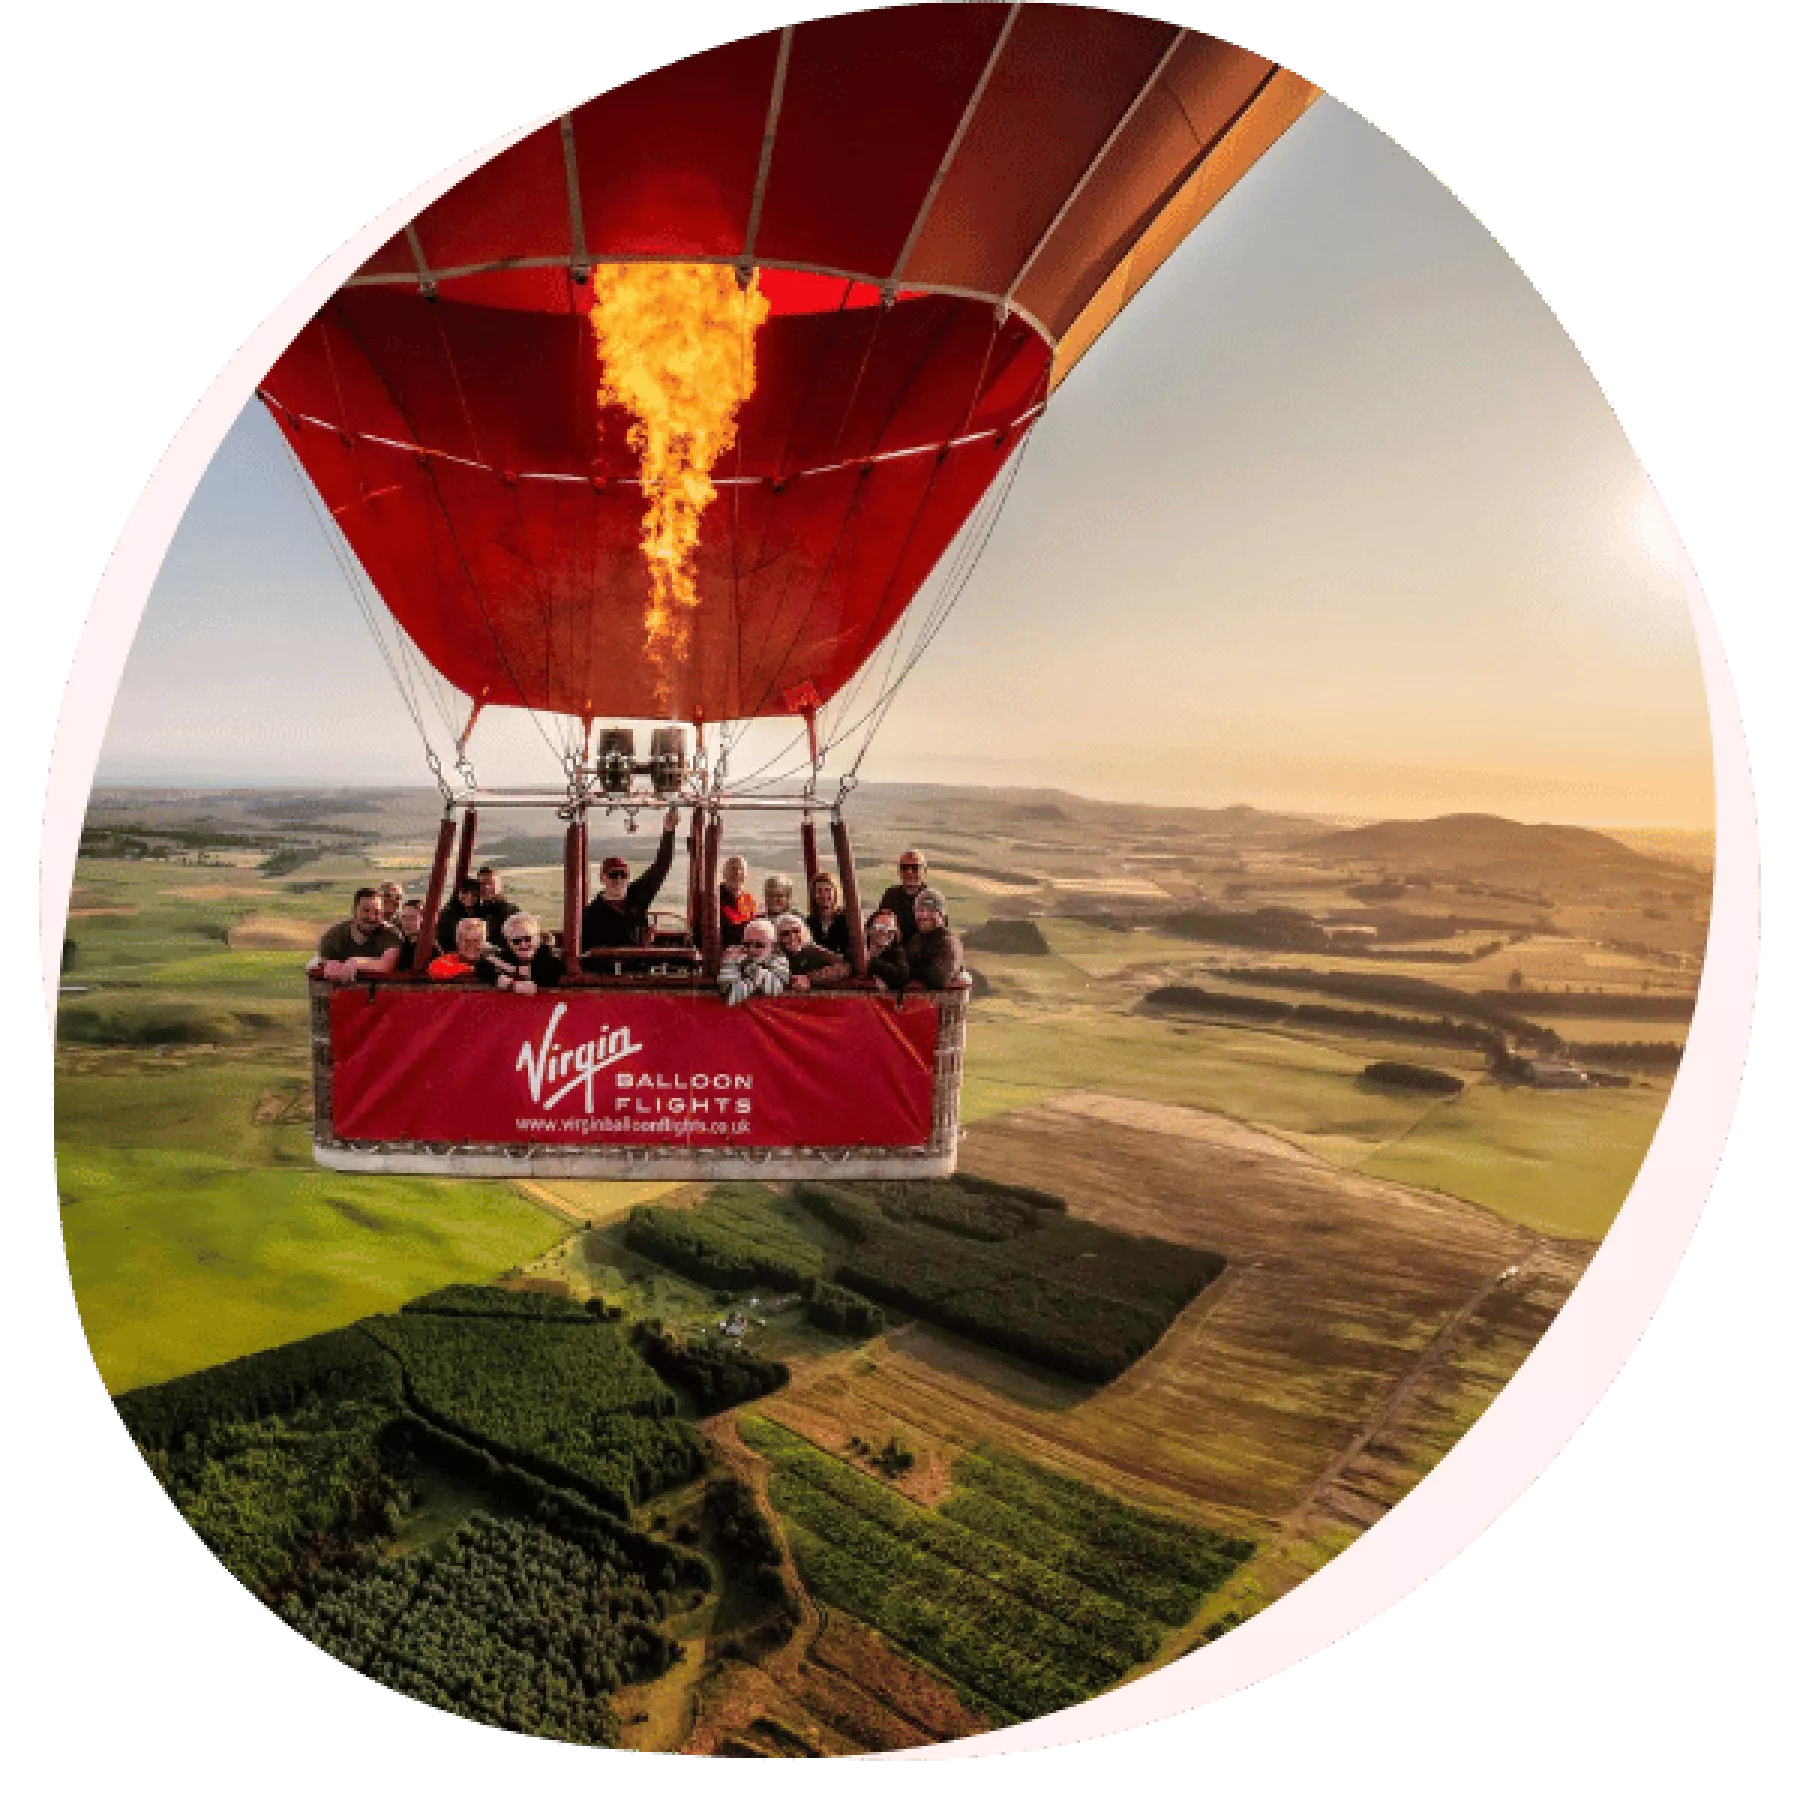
[272,3,1317,1179]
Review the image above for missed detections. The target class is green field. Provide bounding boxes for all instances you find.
[1359,1082,1675,1237]
[963,1003,1663,1239]
[60,1140,564,1392]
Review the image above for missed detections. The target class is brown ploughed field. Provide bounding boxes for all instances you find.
[756,1089,1593,1654]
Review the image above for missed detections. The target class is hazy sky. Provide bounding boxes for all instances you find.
[98,98,1714,829]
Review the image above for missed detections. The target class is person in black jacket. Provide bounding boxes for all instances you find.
[476,866,520,941]
[876,848,929,942]
[581,807,680,951]
[805,871,852,957]
[478,913,564,994]
[904,888,966,991]
[865,909,910,993]
[434,876,484,952]
[774,914,848,990]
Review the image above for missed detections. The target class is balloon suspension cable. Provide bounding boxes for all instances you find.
[453,701,484,794]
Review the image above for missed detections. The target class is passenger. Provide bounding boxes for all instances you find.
[805,871,852,957]
[864,909,910,993]
[479,913,563,994]
[582,806,681,951]
[377,880,404,924]
[310,886,405,983]
[877,848,929,942]
[719,854,757,949]
[773,913,848,990]
[477,865,520,939]
[762,873,794,924]
[435,876,484,951]
[904,887,967,991]
[396,897,426,961]
[427,916,489,982]
[718,918,789,1006]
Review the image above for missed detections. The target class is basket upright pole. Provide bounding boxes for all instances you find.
[700,809,723,980]
[562,810,585,967]
[414,809,458,973]
[831,813,869,978]
[800,813,822,895]
[453,806,479,892]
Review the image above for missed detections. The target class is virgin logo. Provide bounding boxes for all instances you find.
[517,1003,644,1114]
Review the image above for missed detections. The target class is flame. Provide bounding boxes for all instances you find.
[590,264,771,703]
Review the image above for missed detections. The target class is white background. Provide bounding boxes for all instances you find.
[7,2,1794,1793]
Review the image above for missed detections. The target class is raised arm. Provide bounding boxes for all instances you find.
[628,807,680,910]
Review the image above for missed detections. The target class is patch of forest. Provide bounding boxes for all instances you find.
[793,1181,1221,1383]
[114,1289,716,1747]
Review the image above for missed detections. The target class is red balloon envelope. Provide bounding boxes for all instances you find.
[259,4,1316,728]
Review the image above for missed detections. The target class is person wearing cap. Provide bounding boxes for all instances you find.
[478,913,564,994]
[718,917,789,1006]
[582,807,681,952]
[864,909,910,992]
[904,887,967,991]
[878,848,930,942]
[719,854,757,949]
[434,875,485,952]
[772,913,848,990]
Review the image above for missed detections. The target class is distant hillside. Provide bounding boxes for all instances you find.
[1302,813,1676,880]
[964,919,1051,956]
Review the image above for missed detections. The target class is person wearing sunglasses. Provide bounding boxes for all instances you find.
[718,917,789,1006]
[582,806,681,951]
[479,913,564,995]
[877,849,930,942]
[863,909,910,993]
[772,913,848,991]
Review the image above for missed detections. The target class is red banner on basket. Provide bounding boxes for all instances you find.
[329,985,940,1149]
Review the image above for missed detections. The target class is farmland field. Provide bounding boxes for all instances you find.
[55,783,1704,1750]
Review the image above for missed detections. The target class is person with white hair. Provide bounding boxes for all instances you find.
[719,854,757,949]
[772,913,848,991]
[761,872,795,924]
[718,917,789,1006]
[427,915,490,982]
[478,913,564,994]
